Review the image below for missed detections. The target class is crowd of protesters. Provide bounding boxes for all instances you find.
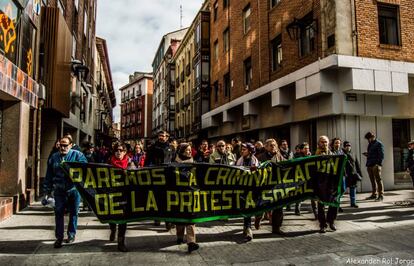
[44,130,414,253]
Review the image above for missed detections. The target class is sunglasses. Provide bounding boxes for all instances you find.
[217,144,225,147]
[60,144,70,148]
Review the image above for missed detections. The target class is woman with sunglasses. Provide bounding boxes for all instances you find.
[108,142,131,252]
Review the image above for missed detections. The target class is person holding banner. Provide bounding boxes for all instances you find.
[175,143,200,253]
[144,130,174,228]
[209,140,236,166]
[108,142,131,252]
[236,143,259,242]
[44,137,87,249]
[315,135,338,233]
[255,139,284,231]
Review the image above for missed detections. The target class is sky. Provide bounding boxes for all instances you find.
[96,0,204,122]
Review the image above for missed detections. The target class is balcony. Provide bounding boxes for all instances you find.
[180,98,185,110]
[186,64,191,76]
[180,71,184,82]
[184,94,190,107]
[192,121,201,133]
[192,87,200,100]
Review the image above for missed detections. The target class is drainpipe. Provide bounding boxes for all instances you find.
[351,0,358,56]
[35,84,46,199]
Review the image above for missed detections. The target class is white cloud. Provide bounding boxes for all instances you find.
[97,0,204,122]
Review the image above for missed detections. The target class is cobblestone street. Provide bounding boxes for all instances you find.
[0,190,413,265]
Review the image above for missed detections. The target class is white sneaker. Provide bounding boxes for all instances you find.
[245,228,253,242]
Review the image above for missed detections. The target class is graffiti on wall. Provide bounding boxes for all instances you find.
[0,3,17,54]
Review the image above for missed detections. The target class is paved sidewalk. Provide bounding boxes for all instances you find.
[0,190,413,265]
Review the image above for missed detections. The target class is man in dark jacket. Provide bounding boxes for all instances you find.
[363,132,385,201]
[406,140,414,187]
[279,140,293,160]
[144,131,174,228]
[194,140,210,163]
[144,131,174,166]
[44,136,87,248]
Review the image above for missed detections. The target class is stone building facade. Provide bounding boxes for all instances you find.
[151,29,187,137]
[173,0,210,141]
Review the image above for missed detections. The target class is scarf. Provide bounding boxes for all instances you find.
[110,155,129,169]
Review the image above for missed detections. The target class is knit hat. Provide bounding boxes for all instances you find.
[241,142,256,154]
[343,141,351,147]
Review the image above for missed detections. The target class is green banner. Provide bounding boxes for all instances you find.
[63,155,346,224]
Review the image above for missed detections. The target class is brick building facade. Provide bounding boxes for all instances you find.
[203,0,414,191]
[120,72,153,142]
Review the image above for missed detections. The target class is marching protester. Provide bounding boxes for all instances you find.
[131,143,145,168]
[195,140,210,163]
[363,132,385,201]
[279,140,293,160]
[209,140,236,165]
[44,136,87,248]
[292,142,314,216]
[145,131,174,166]
[315,135,338,233]
[144,130,174,228]
[331,138,345,212]
[232,137,242,160]
[270,144,287,235]
[343,141,362,208]
[331,138,344,155]
[175,143,199,253]
[108,142,132,252]
[83,143,96,163]
[63,133,82,152]
[48,139,61,160]
[406,140,414,187]
[236,143,259,242]
[255,139,284,230]
[254,141,265,157]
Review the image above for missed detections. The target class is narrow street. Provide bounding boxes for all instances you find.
[1,190,413,265]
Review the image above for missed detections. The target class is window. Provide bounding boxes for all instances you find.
[224,73,230,97]
[378,4,400,45]
[244,57,252,87]
[214,40,219,61]
[270,0,281,9]
[214,1,218,21]
[214,81,219,103]
[84,9,88,36]
[299,13,316,57]
[58,0,65,15]
[223,27,230,52]
[271,34,282,71]
[224,0,229,8]
[243,4,251,34]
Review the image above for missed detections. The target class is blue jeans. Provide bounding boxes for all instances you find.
[54,187,81,240]
[349,186,357,205]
